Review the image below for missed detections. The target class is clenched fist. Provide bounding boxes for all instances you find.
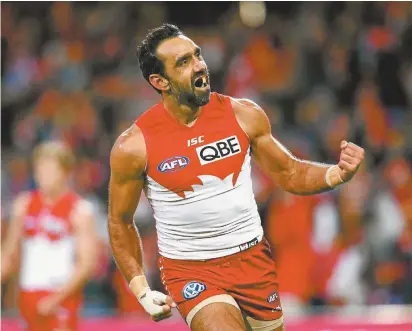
[138,288,176,322]
[337,140,365,182]
[129,275,176,322]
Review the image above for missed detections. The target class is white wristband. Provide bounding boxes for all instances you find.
[129,275,150,299]
[325,165,344,188]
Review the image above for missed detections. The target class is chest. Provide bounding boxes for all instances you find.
[24,208,73,241]
[154,125,245,167]
[145,122,249,198]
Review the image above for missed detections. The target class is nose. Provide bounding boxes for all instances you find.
[193,57,206,73]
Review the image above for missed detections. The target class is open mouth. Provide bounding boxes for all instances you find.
[194,75,209,88]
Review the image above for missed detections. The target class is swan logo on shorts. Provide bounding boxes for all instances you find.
[267,291,278,303]
[182,281,207,300]
[158,156,190,173]
[196,136,241,165]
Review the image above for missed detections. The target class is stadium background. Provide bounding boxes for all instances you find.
[1,1,412,330]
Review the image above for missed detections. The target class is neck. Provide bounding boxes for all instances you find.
[40,184,69,205]
[162,94,202,126]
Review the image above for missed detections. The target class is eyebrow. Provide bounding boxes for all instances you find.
[175,47,202,65]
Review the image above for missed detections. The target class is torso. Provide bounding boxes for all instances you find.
[20,190,79,291]
[135,92,263,260]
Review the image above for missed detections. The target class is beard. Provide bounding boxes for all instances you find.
[168,75,211,108]
[182,88,211,107]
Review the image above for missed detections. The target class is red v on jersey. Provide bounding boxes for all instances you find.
[24,191,78,239]
[135,93,250,199]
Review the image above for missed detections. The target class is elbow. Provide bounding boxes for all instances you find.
[276,159,312,195]
[80,264,95,280]
[81,257,98,279]
[274,172,312,196]
[82,242,100,277]
[89,242,100,274]
[280,182,307,196]
[273,167,299,194]
[88,250,99,275]
[279,179,311,196]
[107,217,123,239]
[74,258,96,282]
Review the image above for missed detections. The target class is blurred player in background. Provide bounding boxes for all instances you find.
[1,141,98,331]
[108,24,364,331]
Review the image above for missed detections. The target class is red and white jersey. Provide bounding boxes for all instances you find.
[20,191,79,291]
[135,93,263,260]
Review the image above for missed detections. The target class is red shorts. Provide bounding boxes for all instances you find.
[19,291,80,331]
[158,237,283,323]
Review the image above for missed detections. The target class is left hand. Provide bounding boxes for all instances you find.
[37,294,62,316]
[337,140,365,182]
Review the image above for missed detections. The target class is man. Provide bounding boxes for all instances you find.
[108,24,364,331]
[1,141,98,331]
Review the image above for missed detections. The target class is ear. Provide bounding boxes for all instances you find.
[149,74,170,92]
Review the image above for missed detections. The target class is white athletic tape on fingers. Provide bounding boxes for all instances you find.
[325,165,344,188]
[139,290,170,317]
[129,275,171,318]
[152,291,167,305]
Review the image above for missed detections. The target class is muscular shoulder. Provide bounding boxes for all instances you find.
[110,125,147,179]
[230,97,270,141]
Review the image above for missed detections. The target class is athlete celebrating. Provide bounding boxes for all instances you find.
[108,24,364,331]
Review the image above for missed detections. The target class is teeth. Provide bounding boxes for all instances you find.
[195,76,208,88]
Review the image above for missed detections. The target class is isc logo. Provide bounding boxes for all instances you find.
[158,156,190,173]
[196,136,241,165]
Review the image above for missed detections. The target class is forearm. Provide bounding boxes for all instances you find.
[55,264,94,302]
[1,243,19,267]
[284,159,339,195]
[1,248,20,282]
[108,218,144,283]
[1,231,22,282]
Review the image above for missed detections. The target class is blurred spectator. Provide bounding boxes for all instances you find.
[265,187,318,316]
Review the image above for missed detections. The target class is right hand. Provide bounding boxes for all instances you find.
[138,288,177,322]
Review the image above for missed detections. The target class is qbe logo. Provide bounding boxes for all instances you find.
[196,136,241,165]
[182,281,207,300]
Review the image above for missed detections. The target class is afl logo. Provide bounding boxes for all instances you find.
[267,291,278,303]
[158,156,189,173]
[182,281,207,300]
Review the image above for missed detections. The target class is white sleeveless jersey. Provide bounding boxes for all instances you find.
[19,191,78,291]
[135,93,263,260]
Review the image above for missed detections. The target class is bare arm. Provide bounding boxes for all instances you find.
[232,98,364,195]
[108,125,146,282]
[55,200,98,302]
[108,125,175,321]
[1,193,30,282]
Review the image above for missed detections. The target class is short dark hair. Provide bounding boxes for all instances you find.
[137,23,183,94]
